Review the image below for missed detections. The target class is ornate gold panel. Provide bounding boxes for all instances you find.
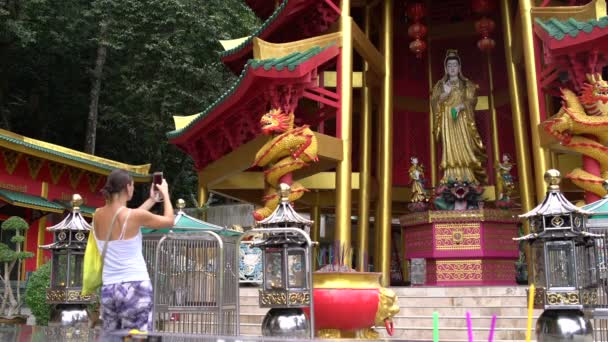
[1,149,22,175]
[259,290,310,306]
[48,162,66,185]
[435,223,481,251]
[46,288,95,303]
[546,291,580,305]
[68,168,84,189]
[25,156,44,180]
[400,208,519,226]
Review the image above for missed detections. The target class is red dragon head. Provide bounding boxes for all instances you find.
[580,73,608,115]
[259,108,294,135]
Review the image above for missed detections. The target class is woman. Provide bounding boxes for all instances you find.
[431,49,487,185]
[94,169,174,333]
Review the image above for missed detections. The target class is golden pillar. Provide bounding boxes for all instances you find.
[36,181,49,268]
[335,0,353,258]
[487,54,501,198]
[427,39,437,187]
[518,0,550,202]
[377,0,394,286]
[311,204,321,270]
[501,0,534,280]
[357,5,372,272]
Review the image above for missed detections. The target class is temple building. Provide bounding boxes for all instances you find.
[167,0,608,286]
[0,128,150,276]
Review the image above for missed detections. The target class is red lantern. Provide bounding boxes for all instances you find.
[474,17,496,38]
[408,22,428,40]
[406,2,427,21]
[471,0,496,15]
[410,39,427,57]
[477,37,496,52]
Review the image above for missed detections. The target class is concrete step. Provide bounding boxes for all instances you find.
[237,285,538,341]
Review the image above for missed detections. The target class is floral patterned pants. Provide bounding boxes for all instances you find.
[101,280,153,332]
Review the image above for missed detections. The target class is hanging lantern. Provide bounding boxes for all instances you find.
[472,0,496,53]
[409,39,427,58]
[406,2,427,59]
[406,2,427,21]
[471,0,497,15]
[477,37,496,52]
[474,17,496,38]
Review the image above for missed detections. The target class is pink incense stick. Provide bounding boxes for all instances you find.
[488,314,497,342]
[466,311,473,342]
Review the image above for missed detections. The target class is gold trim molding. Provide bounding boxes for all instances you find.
[400,208,519,226]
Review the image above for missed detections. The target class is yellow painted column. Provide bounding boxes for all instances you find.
[501,0,534,282]
[377,0,394,286]
[356,5,372,272]
[36,181,49,268]
[518,0,550,202]
[335,0,353,261]
[310,204,321,270]
[427,39,437,187]
[487,54,501,199]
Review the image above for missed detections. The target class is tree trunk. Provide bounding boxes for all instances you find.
[84,22,108,155]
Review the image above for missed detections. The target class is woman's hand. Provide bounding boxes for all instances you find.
[154,179,170,199]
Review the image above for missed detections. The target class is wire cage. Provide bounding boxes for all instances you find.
[589,226,608,341]
[142,230,239,336]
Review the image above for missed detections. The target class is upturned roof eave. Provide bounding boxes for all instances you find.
[167,45,338,145]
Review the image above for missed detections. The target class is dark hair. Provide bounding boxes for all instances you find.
[101,169,133,198]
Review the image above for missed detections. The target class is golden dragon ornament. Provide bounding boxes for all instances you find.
[542,73,608,197]
[252,109,318,221]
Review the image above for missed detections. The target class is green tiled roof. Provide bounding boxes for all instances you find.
[220,0,289,58]
[142,211,242,236]
[535,16,608,40]
[0,189,65,213]
[582,196,608,218]
[0,129,150,179]
[168,45,331,139]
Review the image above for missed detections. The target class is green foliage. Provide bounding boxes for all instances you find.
[24,262,52,326]
[1,217,29,232]
[1,0,260,202]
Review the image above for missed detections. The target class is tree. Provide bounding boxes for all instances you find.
[0,216,33,318]
[24,262,51,325]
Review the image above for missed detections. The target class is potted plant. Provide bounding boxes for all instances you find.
[0,216,34,323]
[24,262,51,325]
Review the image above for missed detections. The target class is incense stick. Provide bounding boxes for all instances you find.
[488,314,497,342]
[466,311,473,342]
[526,284,535,342]
[433,311,439,342]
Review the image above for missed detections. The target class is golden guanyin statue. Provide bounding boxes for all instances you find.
[431,49,487,185]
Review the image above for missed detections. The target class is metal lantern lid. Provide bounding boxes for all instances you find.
[519,170,590,219]
[258,183,313,229]
[516,170,597,241]
[40,194,91,250]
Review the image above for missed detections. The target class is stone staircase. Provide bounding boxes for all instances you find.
[238,285,542,341]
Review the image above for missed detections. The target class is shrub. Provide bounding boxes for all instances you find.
[24,262,51,326]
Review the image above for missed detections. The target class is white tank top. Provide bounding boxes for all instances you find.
[95,209,150,285]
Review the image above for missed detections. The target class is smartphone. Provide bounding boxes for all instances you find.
[152,172,164,202]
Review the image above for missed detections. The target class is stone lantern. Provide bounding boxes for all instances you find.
[517,170,599,341]
[256,183,314,338]
[40,194,94,326]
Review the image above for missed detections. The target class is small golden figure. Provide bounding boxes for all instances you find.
[408,156,428,203]
[497,153,515,202]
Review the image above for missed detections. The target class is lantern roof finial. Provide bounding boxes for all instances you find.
[71,194,83,211]
[176,198,186,210]
[544,169,561,190]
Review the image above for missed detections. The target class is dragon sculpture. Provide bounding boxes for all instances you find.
[542,73,608,197]
[252,108,318,221]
